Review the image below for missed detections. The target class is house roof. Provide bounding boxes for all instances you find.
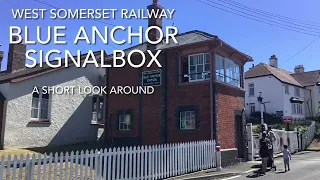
[106,30,253,62]
[0,51,105,84]
[245,63,303,87]
[291,70,320,87]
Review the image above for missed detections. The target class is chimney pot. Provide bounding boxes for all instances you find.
[294,65,304,73]
[269,54,278,68]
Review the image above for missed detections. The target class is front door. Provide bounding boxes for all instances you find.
[234,113,244,158]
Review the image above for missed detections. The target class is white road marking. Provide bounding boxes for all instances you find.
[243,169,256,174]
[220,175,241,180]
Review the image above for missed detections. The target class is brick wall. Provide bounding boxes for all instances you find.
[221,149,241,167]
[106,43,246,149]
[216,82,245,149]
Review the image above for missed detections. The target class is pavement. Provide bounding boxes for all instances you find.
[166,151,320,180]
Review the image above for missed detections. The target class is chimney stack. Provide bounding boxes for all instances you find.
[269,55,278,68]
[7,36,27,73]
[0,44,3,69]
[294,65,304,73]
[147,0,163,51]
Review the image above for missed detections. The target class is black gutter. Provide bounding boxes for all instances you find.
[161,53,168,144]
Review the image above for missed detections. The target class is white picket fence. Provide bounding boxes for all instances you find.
[0,140,216,180]
[300,121,316,150]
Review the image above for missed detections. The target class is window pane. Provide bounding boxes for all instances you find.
[205,64,210,72]
[180,111,196,130]
[32,91,39,98]
[205,54,210,64]
[190,56,194,65]
[31,108,38,118]
[40,109,48,119]
[41,99,49,110]
[42,89,49,99]
[32,98,39,108]
[215,55,224,82]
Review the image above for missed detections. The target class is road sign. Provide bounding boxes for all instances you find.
[283,116,292,124]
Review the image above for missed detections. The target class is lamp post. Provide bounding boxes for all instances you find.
[257,92,266,134]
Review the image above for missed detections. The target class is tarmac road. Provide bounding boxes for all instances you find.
[226,151,320,180]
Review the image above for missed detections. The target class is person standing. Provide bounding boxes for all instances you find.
[267,126,276,169]
[283,145,291,172]
[259,132,270,175]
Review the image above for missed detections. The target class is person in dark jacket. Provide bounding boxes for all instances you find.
[259,132,270,174]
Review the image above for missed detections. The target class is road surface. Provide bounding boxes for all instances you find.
[225,151,320,180]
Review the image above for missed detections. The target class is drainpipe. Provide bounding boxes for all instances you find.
[210,40,223,141]
[306,88,313,120]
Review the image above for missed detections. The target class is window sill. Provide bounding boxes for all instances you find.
[29,120,51,124]
[179,79,210,86]
[91,122,104,127]
[177,129,199,133]
[215,81,245,91]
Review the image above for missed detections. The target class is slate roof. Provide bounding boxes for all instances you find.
[106,30,253,61]
[291,70,320,87]
[245,63,320,87]
[0,51,105,84]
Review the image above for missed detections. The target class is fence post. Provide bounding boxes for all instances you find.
[95,151,101,179]
[246,123,254,161]
[26,161,32,180]
[216,143,222,171]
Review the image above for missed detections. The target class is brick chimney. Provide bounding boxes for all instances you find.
[0,44,3,69]
[7,37,27,73]
[294,65,304,73]
[269,55,278,68]
[147,0,163,51]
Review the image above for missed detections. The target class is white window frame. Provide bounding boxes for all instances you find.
[180,111,196,130]
[295,87,300,97]
[215,54,241,87]
[285,84,289,94]
[92,95,104,123]
[188,53,210,82]
[118,114,132,131]
[249,103,255,113]
[291,103,303,115]
[248,83,254,96]
[31,88,50,121]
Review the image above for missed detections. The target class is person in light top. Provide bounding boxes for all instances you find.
[283,145,291,172]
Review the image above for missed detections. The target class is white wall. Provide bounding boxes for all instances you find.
[244,76,283,117]
[0,65,105,149]
[245,75,305,119]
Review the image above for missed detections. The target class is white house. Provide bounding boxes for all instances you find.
[0,40,106,149]
[291,68,320,119]
[244,55,317,121]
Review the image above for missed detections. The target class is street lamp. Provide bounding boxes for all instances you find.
[257,92,266,133]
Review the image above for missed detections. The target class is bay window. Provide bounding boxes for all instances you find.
[215,55,241,87]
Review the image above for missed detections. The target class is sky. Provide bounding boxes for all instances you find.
[0,0,319,72]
